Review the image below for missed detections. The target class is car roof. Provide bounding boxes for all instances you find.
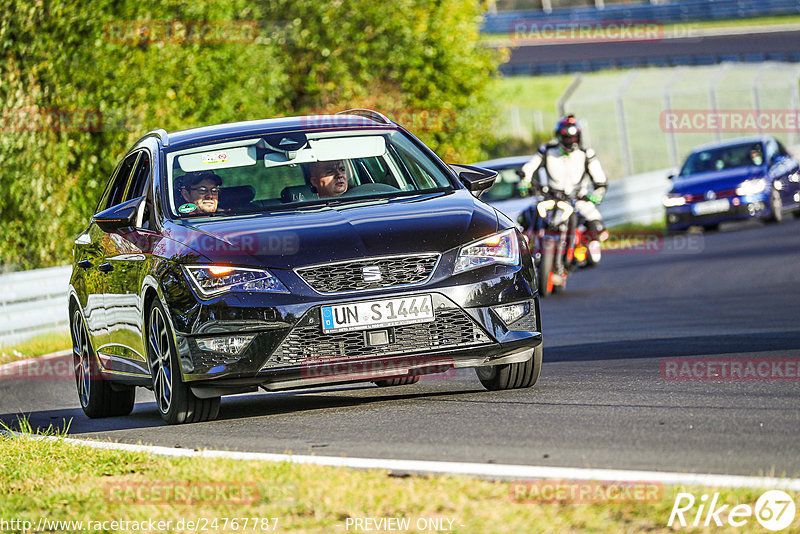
[139,114,399,151]
[471,155,533,169]
[688,135,773,153]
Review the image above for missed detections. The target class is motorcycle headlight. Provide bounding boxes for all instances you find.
[663,194,686,207]
[184,266,289,297]
[536,199,556,218]
[736,178,767,196]
[454,229,520,275]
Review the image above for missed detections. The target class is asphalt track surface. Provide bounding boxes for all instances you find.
[2,217,799,478]
[504,27,800,71]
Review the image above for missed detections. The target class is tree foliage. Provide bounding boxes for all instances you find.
[0,0,503,269]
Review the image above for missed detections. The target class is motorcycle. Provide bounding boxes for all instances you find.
[518,191,601,297]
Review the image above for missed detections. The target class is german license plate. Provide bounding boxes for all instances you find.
[692,199,729,215]
[321,295,434,333]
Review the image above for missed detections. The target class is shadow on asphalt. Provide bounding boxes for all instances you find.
[0,384,488,434]
[546,330,800,362]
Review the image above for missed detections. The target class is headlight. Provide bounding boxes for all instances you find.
[196,335,255,355]
[454,229,520,275]
[736,178,767,196]
[184,266,289,297]
[663,194,686,207]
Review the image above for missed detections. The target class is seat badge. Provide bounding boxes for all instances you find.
[362,265,382,282]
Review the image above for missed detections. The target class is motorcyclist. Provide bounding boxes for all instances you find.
[518,114,608,263]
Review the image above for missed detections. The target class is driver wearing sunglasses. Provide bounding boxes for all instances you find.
[179,171,222,214]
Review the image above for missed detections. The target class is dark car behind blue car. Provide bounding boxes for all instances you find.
[664,136,800,231]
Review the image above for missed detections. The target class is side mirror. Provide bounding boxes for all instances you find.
[93,196,144,233]
[667,174,675,181]
[450,164,498,198]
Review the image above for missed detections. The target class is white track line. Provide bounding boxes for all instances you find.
[3,351,799,490]
[3,431,799,491]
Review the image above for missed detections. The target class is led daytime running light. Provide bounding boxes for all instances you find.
[185,266,289,297]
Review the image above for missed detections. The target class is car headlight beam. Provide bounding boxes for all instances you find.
[454,229,520,275]
[736,178,767,196]
[663,194,686,207]
[184,266,289,297]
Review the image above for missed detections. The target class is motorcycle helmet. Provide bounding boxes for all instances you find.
[555,114,581,153]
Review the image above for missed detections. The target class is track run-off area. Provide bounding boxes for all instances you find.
[1,218,798,479]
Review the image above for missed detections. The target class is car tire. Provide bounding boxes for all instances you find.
[766,187,783,224]
[147,300,220,424]
[71,309,135,418]
[475,344,542,391]
[373,376,421,387]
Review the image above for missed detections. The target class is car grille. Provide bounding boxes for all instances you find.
[192,352,244,370]
[261,307,491,369]
[295,254,439,294]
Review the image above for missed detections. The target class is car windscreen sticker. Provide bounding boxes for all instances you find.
[178,146,257,172]
[201,152,228,164]
[178,203,196,214]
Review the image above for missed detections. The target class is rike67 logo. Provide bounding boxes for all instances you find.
[669,490,796,531]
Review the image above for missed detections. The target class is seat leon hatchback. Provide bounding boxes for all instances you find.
[69,110,543,424]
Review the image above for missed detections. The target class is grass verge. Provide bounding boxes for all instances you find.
[0,330,71,366]
[609,219,666,232]
[1,418,795,533]
[492,75,574,116]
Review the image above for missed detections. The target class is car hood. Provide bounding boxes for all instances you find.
[163,190,499,269]
[670,166,765,195]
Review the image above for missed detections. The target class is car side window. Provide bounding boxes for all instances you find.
[125,151,150,202]
[126,152,157,229]
[103,152,139,210]
[776,141,790,158]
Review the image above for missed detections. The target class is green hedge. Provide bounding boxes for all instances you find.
[0,0,503,269]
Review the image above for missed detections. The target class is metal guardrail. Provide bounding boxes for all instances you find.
[482,0,800,33]
[0,265,71,346]
[599,168,673,227]
[2,148,792,348]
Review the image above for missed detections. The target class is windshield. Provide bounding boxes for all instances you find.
[165,130,453,218]
[482,167,522,201]
[679,142,764,177]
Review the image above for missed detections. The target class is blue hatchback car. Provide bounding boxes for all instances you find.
[664,136,800,231]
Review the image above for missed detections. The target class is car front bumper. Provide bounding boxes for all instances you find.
[665,194,769,230]
[166,256,541,392]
